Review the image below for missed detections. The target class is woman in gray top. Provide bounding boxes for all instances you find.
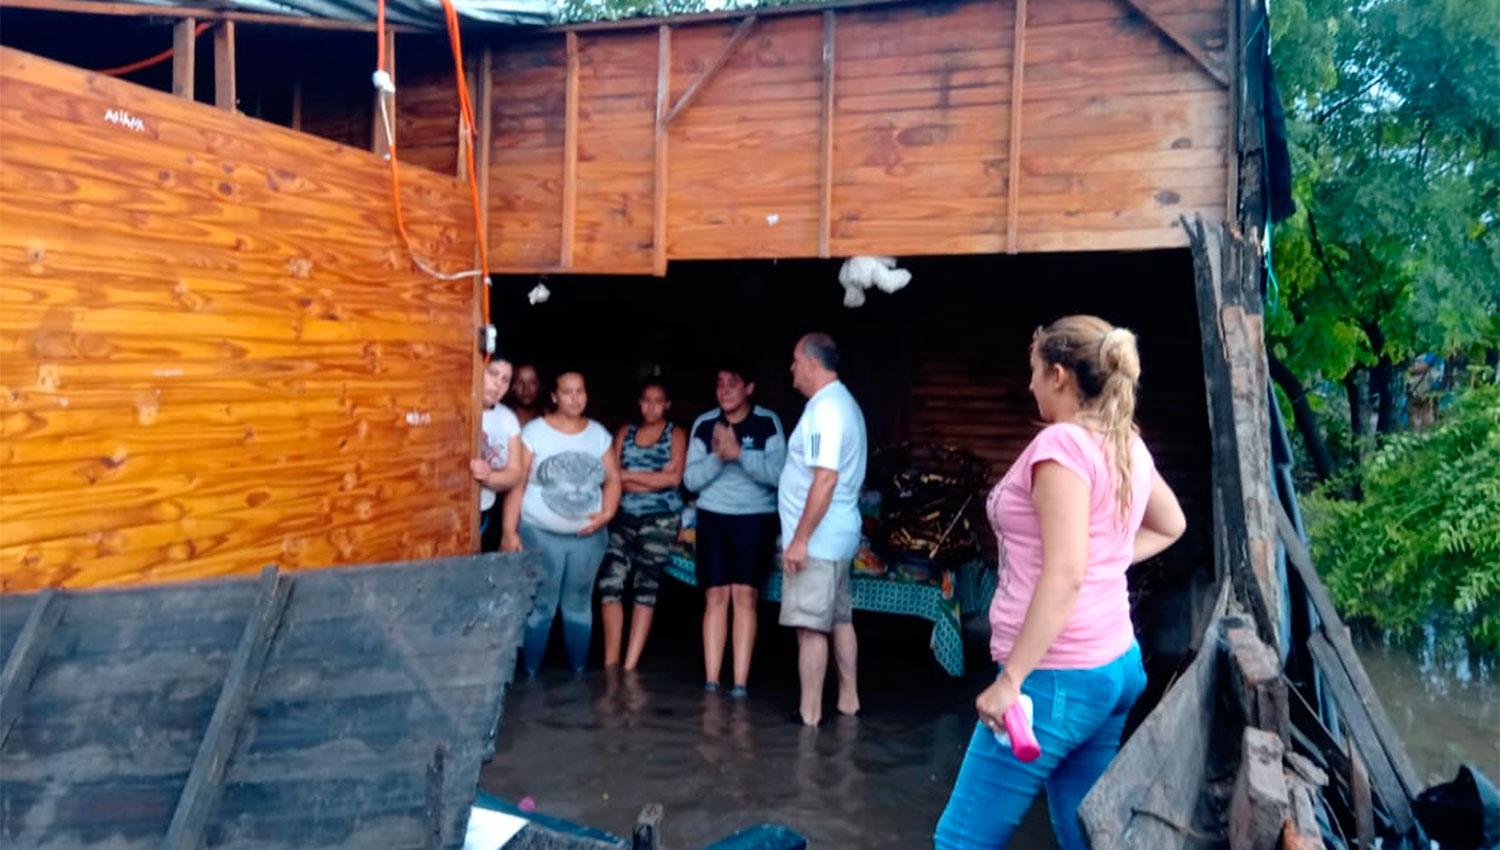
[502,371,621,676]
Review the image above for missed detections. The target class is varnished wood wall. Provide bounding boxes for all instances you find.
[0,48,481,592]
[400,0,1229,273]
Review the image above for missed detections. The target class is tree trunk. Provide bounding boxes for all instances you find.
[1345,369,1368,443]
[1361,321,1400,435]
[1373,355,1398,434]
[1268,353,1335,481]
[1443,355,1463,391]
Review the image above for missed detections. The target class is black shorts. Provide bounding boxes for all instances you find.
[695,510,777,589]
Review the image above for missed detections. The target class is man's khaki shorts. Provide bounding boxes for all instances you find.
[778,556,853,632]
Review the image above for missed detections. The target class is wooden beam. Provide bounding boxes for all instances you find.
[372,31,396,158]
[1351,744,1375,850]
[560,31,579,269]
[817,11,835,259]
[1117,0,1229,87]
[456,53,477,180]
[1289,674,1352,765]
[212,20,235,112]
[171,18,195,99]
[0,589,63,747]
[477,47,494,243]
[468,49,484,550]
[552,0,911,34]
[1077,578,1231,847]
[290,77,303,131]
[1235,1,1269,238]
[1277,506,1423,802]
[1308,632,1415,836]
[0,0,418,33]
[163,567,291,850]
[1005,0,1027,254]
[1184,215,1279,641]
[1225,0,1240,224]
[652,25,670,278]
[662,15,756,126]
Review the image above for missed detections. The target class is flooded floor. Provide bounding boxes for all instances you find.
[481,581,1059,849]
[479,585,1500,848]
[1353,624,1500,786]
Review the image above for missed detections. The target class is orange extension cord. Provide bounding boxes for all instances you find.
[376,0,493,358]
[99,22,211,77]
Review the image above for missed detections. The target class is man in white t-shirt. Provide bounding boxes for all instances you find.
[779,333,867,726]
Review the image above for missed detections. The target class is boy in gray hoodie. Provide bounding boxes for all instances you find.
[684,362,786,696]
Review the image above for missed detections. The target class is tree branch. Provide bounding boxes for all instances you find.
[1305,210,1356,315]
[1315,73,1387,125]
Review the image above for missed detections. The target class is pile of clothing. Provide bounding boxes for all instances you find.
[870,443,991,577]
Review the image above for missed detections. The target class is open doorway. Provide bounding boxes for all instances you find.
[492,248,1215,683]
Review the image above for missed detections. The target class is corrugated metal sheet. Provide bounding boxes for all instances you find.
[91,0,556,28]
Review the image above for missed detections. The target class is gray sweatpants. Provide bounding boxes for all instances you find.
[519,524,608,674]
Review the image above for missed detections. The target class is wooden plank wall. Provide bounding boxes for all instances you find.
[1019,0,1228,251]
[393,40,465,177]
[398,0,1228,273]
[829,0,1015,256]
[0,48,480,593]
[669,15,824,259]
[576,28,662,273]
[489,38,569,270]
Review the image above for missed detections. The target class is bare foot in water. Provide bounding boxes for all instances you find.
[837,694,860,716]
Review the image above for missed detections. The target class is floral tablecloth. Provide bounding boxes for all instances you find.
[665,550,995,677]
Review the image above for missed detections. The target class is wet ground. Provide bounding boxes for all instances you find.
[480,580,1059,849]
[479,581,1499,849]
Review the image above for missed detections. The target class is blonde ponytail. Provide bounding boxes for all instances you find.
[1033,317,1142,521]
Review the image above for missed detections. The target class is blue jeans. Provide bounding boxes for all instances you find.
[934,642,1148,850]
[519,524,608,675]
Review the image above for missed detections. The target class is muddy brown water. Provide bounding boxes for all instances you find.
[480,581,1060,849]
[1352,624,1500,787]
[480,584,1498,849]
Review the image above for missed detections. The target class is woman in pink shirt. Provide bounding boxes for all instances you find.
[935,316,1187,850]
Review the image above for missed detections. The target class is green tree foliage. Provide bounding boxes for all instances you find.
[1268,0,1500,448]
[1306,385,1500,651]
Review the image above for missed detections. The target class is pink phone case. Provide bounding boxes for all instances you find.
[998,696,1041,762]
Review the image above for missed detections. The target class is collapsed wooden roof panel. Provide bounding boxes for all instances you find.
[0,555,541,849]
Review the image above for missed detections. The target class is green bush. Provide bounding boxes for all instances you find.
[1305,385,1500,652]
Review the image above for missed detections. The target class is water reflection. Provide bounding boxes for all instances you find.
[480,609,1499,849]
[483,663,1058,849]
[1353,624,1499,786]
